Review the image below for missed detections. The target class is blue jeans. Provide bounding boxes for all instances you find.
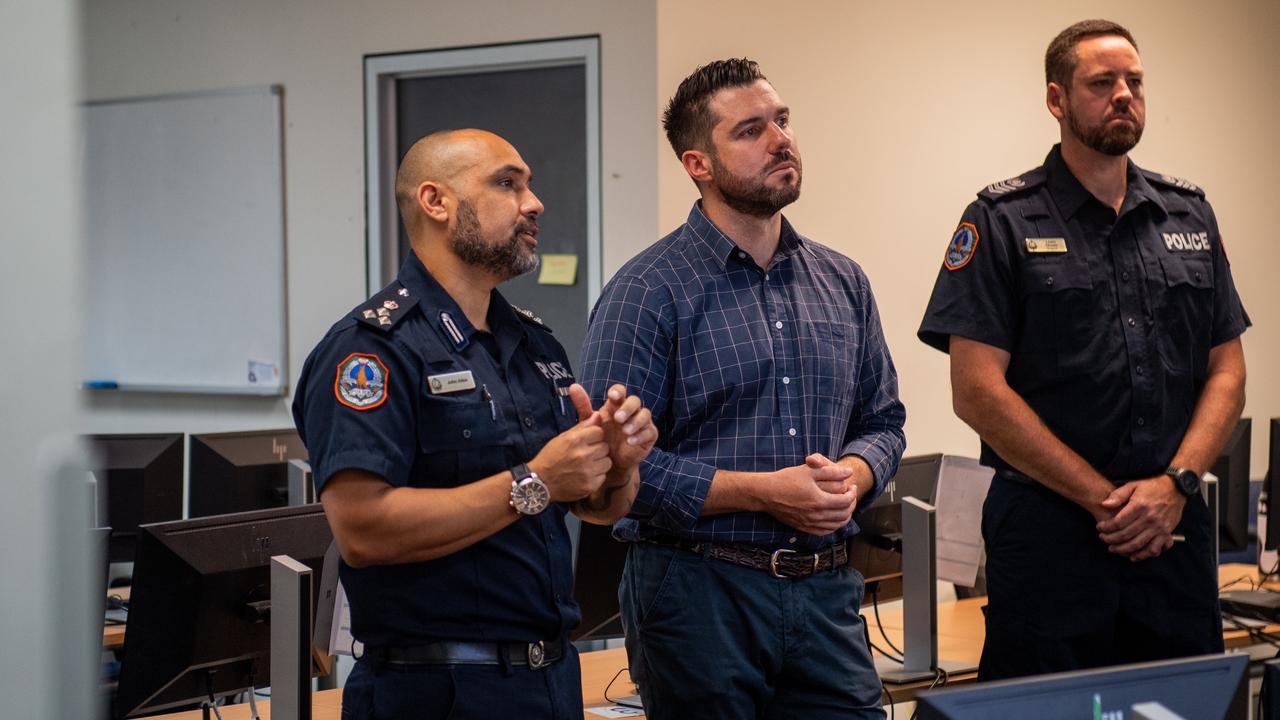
[340,644,583,720]
[620,542,885,720]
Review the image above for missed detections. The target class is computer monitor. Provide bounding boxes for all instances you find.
[1212,418,1251,553]
[84,433,184,563]
[849,453,942,605]
[188,429,308,518]
[571,520,628,641]
[114,504,333,718]
[916,653,1248,720]
[1264,419,1280,552]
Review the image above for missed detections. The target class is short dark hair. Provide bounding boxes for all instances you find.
[662,58,768,157]
[1045,20,1139,88]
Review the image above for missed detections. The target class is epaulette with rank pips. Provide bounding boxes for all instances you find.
[352,282,420,332]
[511,304,552,332]
[1142,169,1205,198]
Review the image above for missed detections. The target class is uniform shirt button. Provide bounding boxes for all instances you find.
[1195,271,1203,281]
[788,428,797,437]
[782,376,791,385]
[1046,276,1055,287]
[523,416,534,428]
[1122,271,1130,281]
[775,321,784,330]
[1127,317,1136,327]
[1137,417,1146,427]
[1136,366,1144,376]
[462,429,472,439]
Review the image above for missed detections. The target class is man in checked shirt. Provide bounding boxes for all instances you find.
[579,58,905,720]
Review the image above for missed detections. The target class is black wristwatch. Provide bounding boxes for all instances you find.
[509,462,551,516]
[1165,467,1201,497]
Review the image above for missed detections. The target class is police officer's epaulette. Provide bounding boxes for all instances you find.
[352,282,420,332]
[1142,169,1205,197]
[977,168,1046,202]
[511,304,552,332]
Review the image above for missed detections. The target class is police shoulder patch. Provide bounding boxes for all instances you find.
[353,282,421,332]
[977,167,1046,202]
[335,352,389,411]
[944,222,980,271]
[511,304,551,331]
[1143,169,1205,197]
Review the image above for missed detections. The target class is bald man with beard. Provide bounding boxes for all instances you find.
[293,129,657,719]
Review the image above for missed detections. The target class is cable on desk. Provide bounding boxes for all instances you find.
[881,682,895,720]
[603,666,643,709]
[862,607,903,664]
[1261,555,1280,586]
[870,585,905,661]
[906,667,949,720]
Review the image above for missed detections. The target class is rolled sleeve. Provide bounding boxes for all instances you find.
[580,274,714,530]
[841,276,907,508]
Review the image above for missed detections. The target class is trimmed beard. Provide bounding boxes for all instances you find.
[1064,100,1143,156]
[449,199,539,280]
[709,150,802,218]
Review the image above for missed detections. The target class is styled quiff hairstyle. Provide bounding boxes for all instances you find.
[1045,19,1139,89]
[662,58,768,157]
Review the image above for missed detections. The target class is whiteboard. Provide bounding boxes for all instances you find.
[82,86,287,395]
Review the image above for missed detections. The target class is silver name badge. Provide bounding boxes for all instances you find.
[427,370,477,395]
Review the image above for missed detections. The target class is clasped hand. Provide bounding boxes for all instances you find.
[1095,474,1187,561]
[767,453,858,537]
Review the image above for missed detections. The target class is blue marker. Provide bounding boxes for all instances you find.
[83,380,119,390]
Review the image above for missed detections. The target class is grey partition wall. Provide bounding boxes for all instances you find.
[364,37,601,363]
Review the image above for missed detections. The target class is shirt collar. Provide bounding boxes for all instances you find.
[684,201,804,270]
[396,251,524,356]
[1045,144,1164,220]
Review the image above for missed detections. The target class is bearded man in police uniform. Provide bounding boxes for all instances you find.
[293,129,657,719]
[919,20,1249,680]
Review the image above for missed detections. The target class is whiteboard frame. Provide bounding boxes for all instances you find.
[363,37,601,307]
[81,85,288,396]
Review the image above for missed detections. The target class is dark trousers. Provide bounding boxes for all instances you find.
[339,644,583,720]
[979,476,1223,681]
[620,541,885,720]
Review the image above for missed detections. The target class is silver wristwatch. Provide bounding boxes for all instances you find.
[509,463,550,515]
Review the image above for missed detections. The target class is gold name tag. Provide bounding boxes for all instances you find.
[1025,238,1068,253]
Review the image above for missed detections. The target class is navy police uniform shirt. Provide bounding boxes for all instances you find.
[292,252,581,648]
[919,145,1250,481]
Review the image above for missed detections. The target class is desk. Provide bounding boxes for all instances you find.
[132,564,1280,718]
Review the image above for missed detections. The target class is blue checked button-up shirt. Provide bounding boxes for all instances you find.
[580,203,906,550]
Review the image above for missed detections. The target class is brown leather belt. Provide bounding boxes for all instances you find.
[651,537,848,579]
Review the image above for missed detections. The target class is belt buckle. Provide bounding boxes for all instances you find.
[527,640,547,669]
[769,548,796,578]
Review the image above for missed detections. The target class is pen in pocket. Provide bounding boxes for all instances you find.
[481,384,497,421]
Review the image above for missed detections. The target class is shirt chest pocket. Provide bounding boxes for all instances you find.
[416,397,511,487]
[1019,260,1102,377]
[1156,255,1214,375]
[805,320,858,398]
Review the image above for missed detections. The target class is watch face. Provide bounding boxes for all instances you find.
[1176,470,1201,496]
[513,477,551,515]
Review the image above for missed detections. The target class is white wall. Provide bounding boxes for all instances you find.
[658,0,1280,478]
[79,0,658,438]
